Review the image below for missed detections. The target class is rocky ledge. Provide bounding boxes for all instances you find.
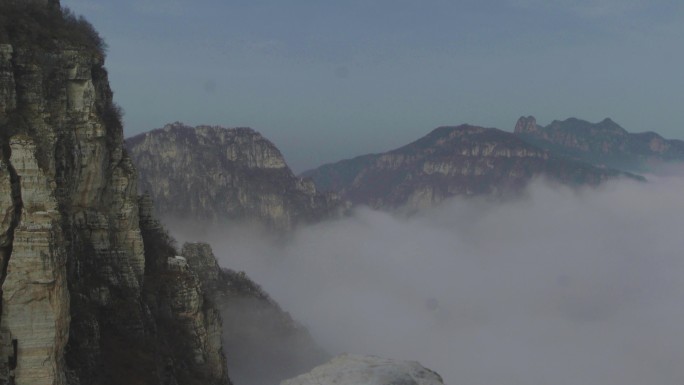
[281,354,445,385]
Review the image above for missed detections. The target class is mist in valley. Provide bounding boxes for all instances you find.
[169,173,684,385]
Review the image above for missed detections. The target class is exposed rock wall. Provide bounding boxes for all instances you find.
[125,123,346,230]
[0,3,228,384]
[0,137,69,385]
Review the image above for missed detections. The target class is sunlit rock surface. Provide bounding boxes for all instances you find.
[126,123,346,230]
[303,124,631,210]
[281,354,444,385]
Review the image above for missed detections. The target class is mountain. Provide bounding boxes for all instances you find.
[514,116,684,171]
[0,4,334,384]
[125,123,346,230]
[0,2,236,383]
[302,124,630,209]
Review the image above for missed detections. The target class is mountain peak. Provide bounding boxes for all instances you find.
[514,116,538,134]
[304,121,623,209]
[598,117,627,133]
[512,116,684,171]
[125,124,345,229]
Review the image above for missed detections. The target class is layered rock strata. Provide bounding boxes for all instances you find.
[125,123,346,230]
[0,3,228,384]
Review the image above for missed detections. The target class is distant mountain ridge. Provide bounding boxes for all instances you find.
[302,124,630,209]
[514,116,684,171]
[125,122,345,229]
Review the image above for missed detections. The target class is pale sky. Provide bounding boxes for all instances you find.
[62,0,684,172]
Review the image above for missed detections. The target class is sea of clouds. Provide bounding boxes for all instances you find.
[172,173,684,385]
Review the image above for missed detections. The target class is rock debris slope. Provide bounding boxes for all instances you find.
[303,124,631,210]
[126,123,345,230]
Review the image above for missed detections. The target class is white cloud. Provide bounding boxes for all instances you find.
[173,172,684,385]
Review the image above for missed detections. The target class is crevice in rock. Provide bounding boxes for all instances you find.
[0,138,23,290]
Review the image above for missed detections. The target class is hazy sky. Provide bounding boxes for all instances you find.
[62,0,684,171]
[172,173,684,385]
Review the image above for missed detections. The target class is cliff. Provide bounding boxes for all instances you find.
[181,243,329,385]
[302,124,631,209]
[125,123,346,230]
[0,3,228,384]
[514,115,684,171]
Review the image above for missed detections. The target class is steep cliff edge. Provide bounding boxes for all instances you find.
[0,3,228,384]
[125,123,346,230]
[303,124,631,209]
[181,242,328,385]
[514,115,684,171]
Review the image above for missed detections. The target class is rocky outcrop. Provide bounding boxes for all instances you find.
[181,242,328,385]
[514,116,684,171]
[125,123,346,230]
[514,115,539,134]
[0,3,228,384]
[303,124,631,209]
[280,354,444,385]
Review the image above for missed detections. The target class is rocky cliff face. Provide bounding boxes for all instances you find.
[125,123,345,230]
[514,116,684,171]
[303,124,629,209]
[181,243,328,385]
[0,3,228,384]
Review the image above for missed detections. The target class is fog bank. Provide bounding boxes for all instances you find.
[172,174,684,385]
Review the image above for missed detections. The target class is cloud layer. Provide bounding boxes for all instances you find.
[173,174,684,384]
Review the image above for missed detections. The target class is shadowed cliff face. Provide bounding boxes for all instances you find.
[181,242,329,385]
[514,115,684,172]
[0,3,229,384]
[302,124,630,210]
[125,123,346,230]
